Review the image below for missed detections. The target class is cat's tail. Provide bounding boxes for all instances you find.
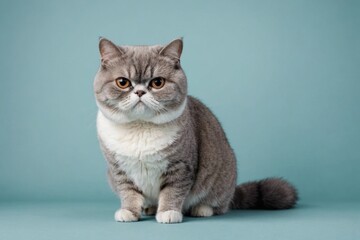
[230,177,298,210]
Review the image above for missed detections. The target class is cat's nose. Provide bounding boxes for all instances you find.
[134,90,146,97]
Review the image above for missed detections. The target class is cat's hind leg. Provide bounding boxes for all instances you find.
[143,205,157,216]
[190,204,214,217]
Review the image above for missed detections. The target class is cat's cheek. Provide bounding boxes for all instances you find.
[148,98,187,124]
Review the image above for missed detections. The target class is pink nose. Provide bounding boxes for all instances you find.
[135,90,146,97]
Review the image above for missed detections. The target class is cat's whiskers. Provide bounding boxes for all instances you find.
[142,96,166,113]
[119,97,138,111]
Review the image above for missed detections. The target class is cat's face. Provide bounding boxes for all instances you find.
[94,38,187,124]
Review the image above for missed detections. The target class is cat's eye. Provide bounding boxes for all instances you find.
[149,77,165,89]
[115,77,131,89]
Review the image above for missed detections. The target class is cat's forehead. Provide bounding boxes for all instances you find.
[114,45,172,82]
[121,45,162,59]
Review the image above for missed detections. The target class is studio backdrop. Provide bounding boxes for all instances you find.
[0,0,359,203]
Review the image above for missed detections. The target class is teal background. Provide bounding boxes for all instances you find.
[0,0,359,239]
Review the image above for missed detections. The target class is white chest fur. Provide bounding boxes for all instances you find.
[97,111,180,202]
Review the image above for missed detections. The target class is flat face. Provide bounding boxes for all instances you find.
[94,41,187,124]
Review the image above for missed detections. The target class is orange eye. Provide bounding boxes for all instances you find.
[149,77,165,89]
[115,77,131,89]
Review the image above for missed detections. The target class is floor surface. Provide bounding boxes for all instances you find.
[0,201,359,240]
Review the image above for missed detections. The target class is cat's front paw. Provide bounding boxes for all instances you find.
[156,210,183,224]
[114,209,139,222]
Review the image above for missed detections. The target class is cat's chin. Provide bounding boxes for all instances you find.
[99,98,187,125]
[132,101,147,113]
[100,107,156,124]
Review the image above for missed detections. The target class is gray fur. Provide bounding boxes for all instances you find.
[94,38,298,223]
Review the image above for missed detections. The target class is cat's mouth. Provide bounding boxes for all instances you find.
[132,100,147,110]
[134,100,144,106]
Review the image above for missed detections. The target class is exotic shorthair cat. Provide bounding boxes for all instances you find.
[94,37,298,224]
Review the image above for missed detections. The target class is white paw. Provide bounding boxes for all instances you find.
[114,209,139,222]
[156,210,183,224]
[191,205,213,217]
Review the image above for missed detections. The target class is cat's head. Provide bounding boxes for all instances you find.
[94,38,187,124]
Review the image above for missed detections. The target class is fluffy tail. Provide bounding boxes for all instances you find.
[231,177,298,210]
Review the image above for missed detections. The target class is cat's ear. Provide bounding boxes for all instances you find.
[160,38,183,60]
[98,37,124,65]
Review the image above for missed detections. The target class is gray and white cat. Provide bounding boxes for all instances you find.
[94,38,298,224]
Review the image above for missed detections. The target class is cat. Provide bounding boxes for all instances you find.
[94,37,298,224]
